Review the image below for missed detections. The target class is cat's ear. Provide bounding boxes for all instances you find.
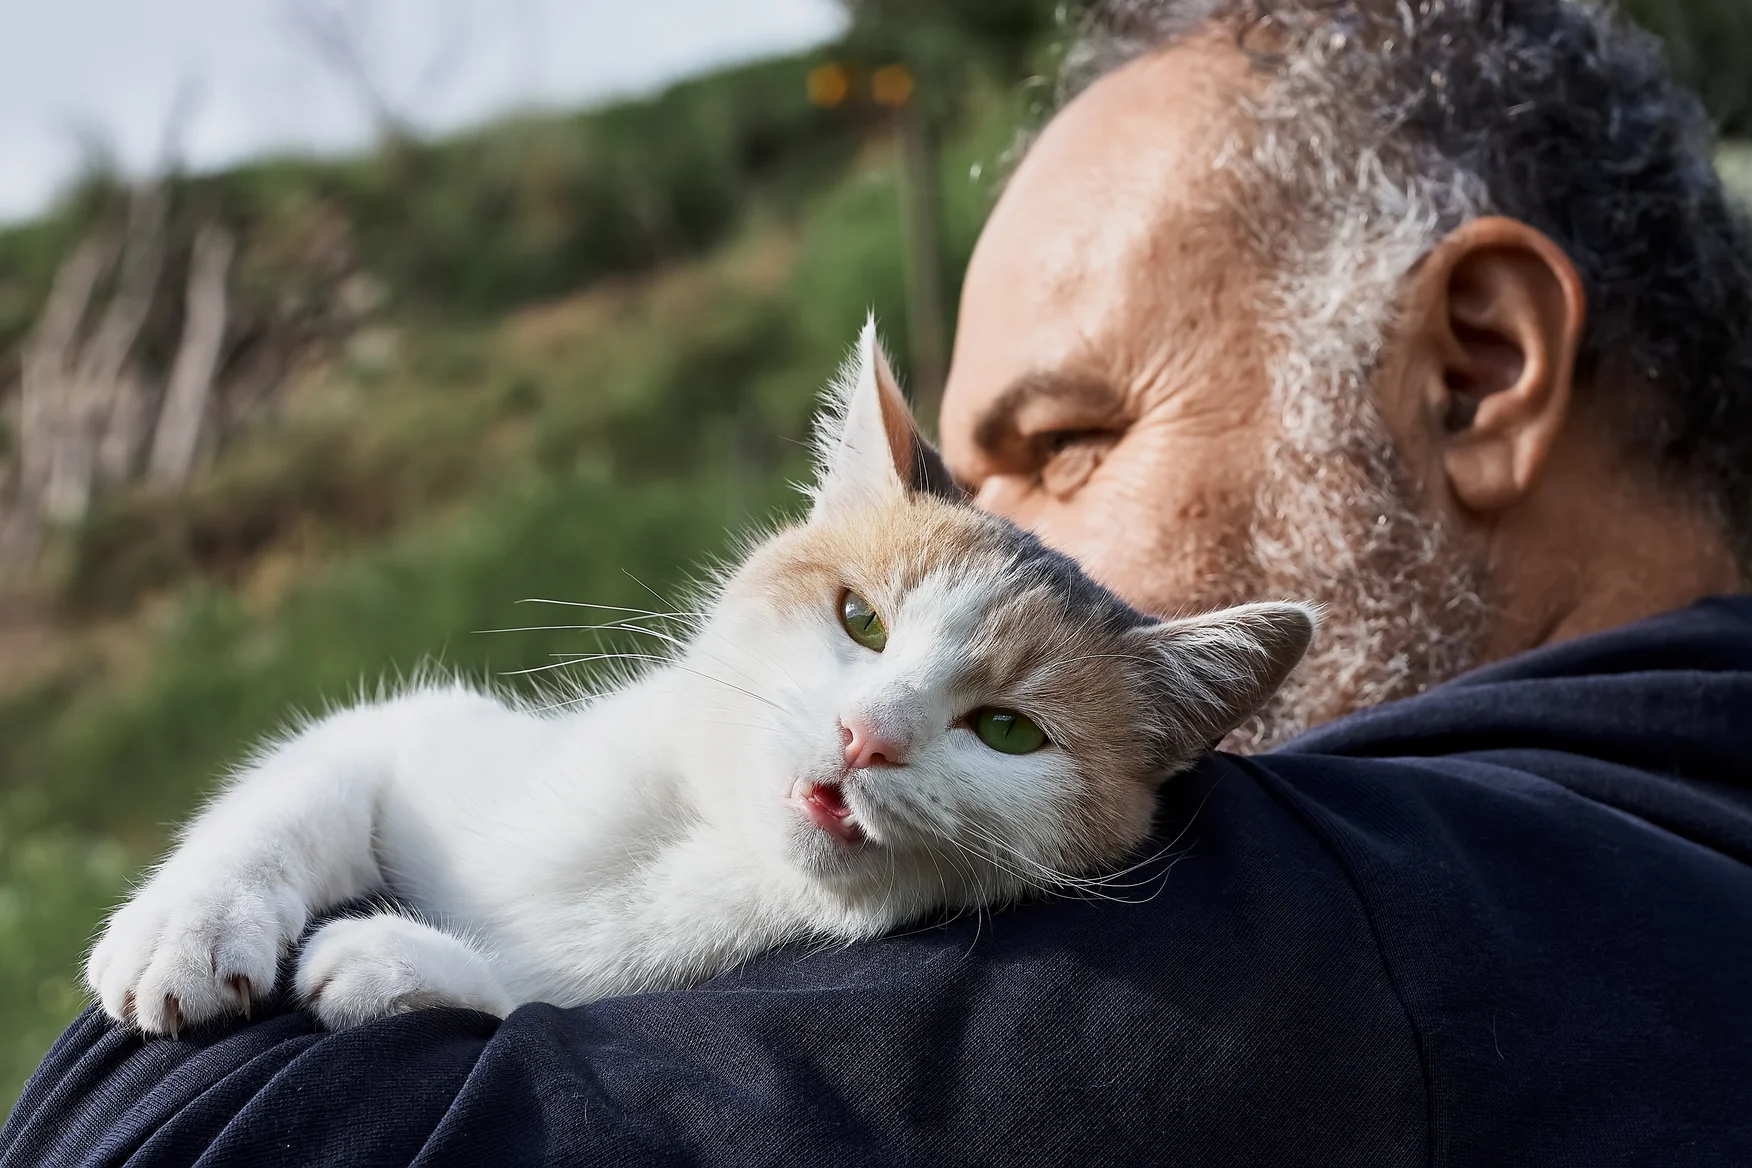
[1127,602,1317,753]
[810,316,962,514]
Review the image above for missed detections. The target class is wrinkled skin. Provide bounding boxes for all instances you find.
[939,38,1741,741]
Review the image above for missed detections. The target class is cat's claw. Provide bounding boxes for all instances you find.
[86,872,306,1036]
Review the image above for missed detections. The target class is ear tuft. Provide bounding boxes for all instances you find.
[809,316,963,512]
[1130,601,1317,756]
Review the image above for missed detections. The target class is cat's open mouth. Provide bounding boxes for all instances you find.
[792,780,864,845]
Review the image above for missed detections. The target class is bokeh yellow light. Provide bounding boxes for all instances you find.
[807,62,851,108]
[872,64,915,107]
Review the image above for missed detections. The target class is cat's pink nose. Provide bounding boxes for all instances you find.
[842,719,908,769]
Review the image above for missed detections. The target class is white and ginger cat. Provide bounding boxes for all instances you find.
[86,321,1314,1034]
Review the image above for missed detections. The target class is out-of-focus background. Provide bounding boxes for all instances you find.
[0,0,1747,1110]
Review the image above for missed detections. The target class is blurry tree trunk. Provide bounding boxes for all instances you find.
[47,185,167,522]
[149,222,235,486]
[895,104,947,431]
[97,367,152,485]
[0,235,118,571]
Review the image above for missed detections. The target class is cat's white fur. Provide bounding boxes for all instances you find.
[87,320,1314,1034]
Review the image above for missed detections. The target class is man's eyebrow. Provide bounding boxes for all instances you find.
[971,371,1123,454]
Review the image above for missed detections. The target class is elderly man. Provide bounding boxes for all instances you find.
[5,1,1750,1163]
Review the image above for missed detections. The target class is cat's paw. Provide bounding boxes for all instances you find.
[295,914,513,1030]
[86,869,306,1036]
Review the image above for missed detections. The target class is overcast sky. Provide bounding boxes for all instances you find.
[0,0,845,224]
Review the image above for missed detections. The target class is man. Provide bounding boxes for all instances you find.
[6,1,1751,1163]
[944,0,1752,752]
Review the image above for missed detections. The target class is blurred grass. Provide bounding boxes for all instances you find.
[0,69,1018,1111]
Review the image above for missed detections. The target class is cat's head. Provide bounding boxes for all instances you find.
[683,319,1314,909]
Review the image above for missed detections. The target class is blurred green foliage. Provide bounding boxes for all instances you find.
[345,56,881,315]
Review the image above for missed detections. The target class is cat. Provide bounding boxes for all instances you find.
[85,320,1315,1034]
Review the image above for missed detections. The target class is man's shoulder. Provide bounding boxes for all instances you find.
[1231,721,1752,1162]
[9,736,1747,1166]
[2,757,1429,1167]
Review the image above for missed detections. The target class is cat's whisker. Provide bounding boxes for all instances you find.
[636,629,779,694]
[621,572,682,615]
[956,834,1074,892]
[920,841,953,910]
[951,820,1161,903]
[519,573,805,697]
[940,838,1055,904]
[935,839,1005,913]
[502,651,672,678]
[1044,770,1226,889]
[1034,775,1227,897]
[665,664,789,712]
[691,629,806,695]
[477,622,678,636]
[516,597,706,620]
[664,711,790,736]
[933,828,1042,888]
[522,666,790,721]
[883,846,899,916]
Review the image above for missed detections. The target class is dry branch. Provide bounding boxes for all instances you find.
[149,221,236,486]
[0,234,118,571]
[44,184,168,522]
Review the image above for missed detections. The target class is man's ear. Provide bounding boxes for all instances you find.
[1127,602,1316,753]
[810,316,963,513]
[1402,216,1587,515]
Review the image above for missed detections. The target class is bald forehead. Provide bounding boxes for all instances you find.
[1005,44,1244,265]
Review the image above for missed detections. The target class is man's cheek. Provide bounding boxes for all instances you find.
[973,476,1045,527]
[1022,489,1162,598]
[1051,483,1258,615]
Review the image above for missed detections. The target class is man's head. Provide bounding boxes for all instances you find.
[941,0,1752,749]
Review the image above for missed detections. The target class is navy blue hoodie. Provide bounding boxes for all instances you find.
[5,597,1751,1166]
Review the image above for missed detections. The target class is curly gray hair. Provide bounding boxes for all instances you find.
[1064,0,1752,568]
[1045,0,1752,745]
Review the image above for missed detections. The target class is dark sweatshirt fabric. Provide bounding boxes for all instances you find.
[6,597,1751,1166]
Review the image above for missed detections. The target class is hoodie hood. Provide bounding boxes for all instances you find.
[1281,595,1752,862]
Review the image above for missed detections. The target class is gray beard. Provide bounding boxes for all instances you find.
[1219,394,1494,755]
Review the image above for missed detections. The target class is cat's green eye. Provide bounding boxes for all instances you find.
[973,708,1049,755]
[840,591,888,651]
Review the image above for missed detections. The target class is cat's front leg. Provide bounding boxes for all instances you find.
[85,685,509,1035]
[295,914,514,1029]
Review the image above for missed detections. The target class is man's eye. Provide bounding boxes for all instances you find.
[1036,430,1113,498]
